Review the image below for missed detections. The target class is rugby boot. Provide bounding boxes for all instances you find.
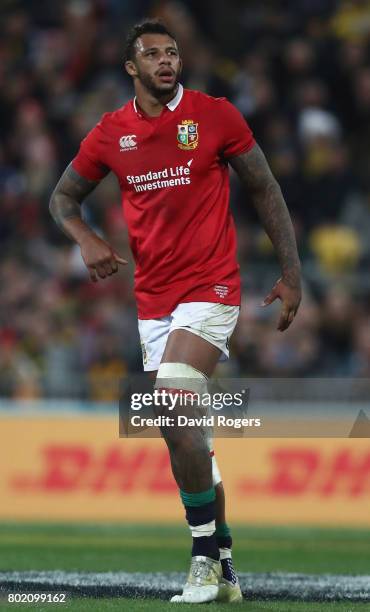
[170,555,221,603]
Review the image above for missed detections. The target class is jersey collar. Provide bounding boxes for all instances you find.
[133,83,183,115]
[166,83,183,111]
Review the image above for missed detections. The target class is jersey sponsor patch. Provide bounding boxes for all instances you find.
[214,284,229,298]
[126,162,192,192]
[119,135,137,151]
[177,120,199,150]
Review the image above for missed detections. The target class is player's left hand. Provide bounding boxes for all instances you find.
[261,277,301,331]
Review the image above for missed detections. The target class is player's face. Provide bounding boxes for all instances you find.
[127,34,182,96]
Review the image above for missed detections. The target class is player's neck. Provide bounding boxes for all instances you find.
[134,83,179,117]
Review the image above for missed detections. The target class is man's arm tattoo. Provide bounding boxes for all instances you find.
[229,144,301,287]
[49,164,98,234]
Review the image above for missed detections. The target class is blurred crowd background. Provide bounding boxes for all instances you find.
[1,0,370,400]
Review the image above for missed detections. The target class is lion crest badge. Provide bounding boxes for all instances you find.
[177,120,199,150]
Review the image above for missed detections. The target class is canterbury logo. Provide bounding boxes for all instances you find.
[119,135,137,151]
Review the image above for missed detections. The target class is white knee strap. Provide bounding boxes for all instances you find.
[155,362,207,394]
[156,362,208,379]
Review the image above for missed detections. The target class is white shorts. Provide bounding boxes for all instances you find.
[138,302,240,372]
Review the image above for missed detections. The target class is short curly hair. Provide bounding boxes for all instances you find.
[124,20,176,63]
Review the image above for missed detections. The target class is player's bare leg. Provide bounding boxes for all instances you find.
[158,328,219,490]
[148,367,231,497]
[153,329,241,603]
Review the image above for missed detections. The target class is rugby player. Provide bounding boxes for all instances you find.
[49,20,301,604]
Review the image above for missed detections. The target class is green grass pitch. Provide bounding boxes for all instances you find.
[1,522,370,611]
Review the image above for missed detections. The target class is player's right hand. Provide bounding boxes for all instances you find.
[261,276,301,332]
[79,232,128,282]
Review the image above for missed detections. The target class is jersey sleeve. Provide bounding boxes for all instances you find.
[217,99,256,159]
[71,120,110,181]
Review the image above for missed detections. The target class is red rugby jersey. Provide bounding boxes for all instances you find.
[72,85,255,318]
